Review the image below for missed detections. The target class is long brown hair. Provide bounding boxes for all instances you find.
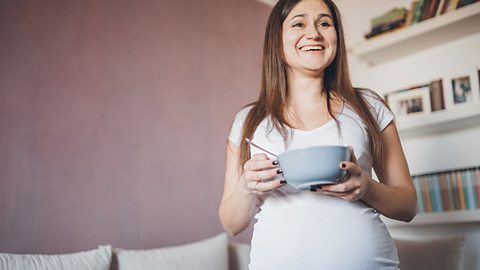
[238,0,387,173]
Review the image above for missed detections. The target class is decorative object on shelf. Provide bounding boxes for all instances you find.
[387,86,432,118]
[412,166,480,214]
[428,79,446,112]
[365,7,408,39]
[443,67,480,109]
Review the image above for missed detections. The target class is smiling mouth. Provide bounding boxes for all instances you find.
[299,45,325,52]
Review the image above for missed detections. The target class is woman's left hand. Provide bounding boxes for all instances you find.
[313,146,371,201]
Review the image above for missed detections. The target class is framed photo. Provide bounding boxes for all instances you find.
[388,86,431,118]
[443,67,480,109]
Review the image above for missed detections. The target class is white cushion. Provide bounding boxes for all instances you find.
[0,245,112,270]
[115,233,228,270]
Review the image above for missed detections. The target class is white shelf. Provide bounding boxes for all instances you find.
[350,2,480,65]
[381,209,480,227]
[396,105,480,138]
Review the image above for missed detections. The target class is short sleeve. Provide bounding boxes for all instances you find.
[228,106,253,146]
[363,93,394,131]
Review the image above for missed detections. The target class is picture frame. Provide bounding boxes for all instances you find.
[387,86,431,118]
[443,67,480,109]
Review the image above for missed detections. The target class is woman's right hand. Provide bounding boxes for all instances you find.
[240,153,287,195]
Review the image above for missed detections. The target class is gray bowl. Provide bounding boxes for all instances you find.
[278,145,350,190]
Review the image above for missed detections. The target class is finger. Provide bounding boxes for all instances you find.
[255,178,287,192]
[339,161,362,177]
[251,167,283,181]
[321,182,355,193]
[244,158,279,171]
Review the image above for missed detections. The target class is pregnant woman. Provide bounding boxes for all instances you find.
[219,0,417,269]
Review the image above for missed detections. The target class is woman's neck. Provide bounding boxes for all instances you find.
[286,70,326,108]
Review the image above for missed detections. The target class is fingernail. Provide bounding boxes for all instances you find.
[280,179,287,184]
[272,160,279,165]
[277,169,283,174]
[310,187,317,192]
[341,162,347,169]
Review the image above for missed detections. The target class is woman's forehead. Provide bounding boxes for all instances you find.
[286,0,332,20]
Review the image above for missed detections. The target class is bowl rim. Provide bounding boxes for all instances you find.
[278,145,348,158]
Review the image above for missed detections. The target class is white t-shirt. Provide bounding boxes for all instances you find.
[228,93,398,270]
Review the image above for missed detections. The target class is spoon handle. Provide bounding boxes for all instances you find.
[246,138,278,157]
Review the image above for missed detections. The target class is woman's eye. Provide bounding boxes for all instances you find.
[292,23,304,28]
[318,21,331,28]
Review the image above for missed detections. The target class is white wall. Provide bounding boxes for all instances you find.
[336,1,480,269]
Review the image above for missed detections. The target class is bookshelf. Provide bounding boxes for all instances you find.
[350,2,480,65]
[396,105,480,138]
[381,209,480,227]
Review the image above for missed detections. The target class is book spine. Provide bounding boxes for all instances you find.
[428,175,437,211]
[476,168,480,208]
[436,0,446,16]
[414,176,425,213]
[451,172,460,210]
[440,0,452,13]
[446,173,455,210]
[465,170,476,209]
[413,0,427,23]
[438,173,449,211]
[423,175,433,212]
[433,175,443,211]
[457,171,466,210]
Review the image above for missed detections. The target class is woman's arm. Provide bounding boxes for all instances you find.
[319,121,417,222]
[219,141,286,236]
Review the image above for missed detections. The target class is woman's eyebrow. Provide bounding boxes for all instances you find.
[316,13,333,20]
[289,12,332,21]
[289,13,307,21]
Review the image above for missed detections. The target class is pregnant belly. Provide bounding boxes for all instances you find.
[249,194,399,270]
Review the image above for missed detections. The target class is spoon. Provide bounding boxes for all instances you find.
[245,138,278,157]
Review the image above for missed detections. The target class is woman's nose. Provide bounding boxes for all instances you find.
[305,24,322,40]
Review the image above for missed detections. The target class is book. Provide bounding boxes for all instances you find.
[436,0,447,16]
[456,171,466,210]
[413,176,425,213]
[440,0,452,14]
[423,0,441,21]
[457,0,480,8]
[371,7,408,28]
[431,175,443,212]
[413,0,428,23]
[439,173,450,211]
[422,175,433,212]
[463,170,475,209]
[451,172,461,210]
[405,1,418,25]
[448,0,462,12]
[420,0,439,21]
[365,19,406,39]
[446,173,456,210]
[476,168,480,208]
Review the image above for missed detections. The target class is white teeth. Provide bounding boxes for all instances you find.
[300,45,324,51]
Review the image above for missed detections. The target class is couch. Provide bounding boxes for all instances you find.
[0,233,472,270]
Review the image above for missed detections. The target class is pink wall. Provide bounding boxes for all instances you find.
[0,0,269,253]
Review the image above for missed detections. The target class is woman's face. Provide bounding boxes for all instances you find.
[282,0,337,75]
